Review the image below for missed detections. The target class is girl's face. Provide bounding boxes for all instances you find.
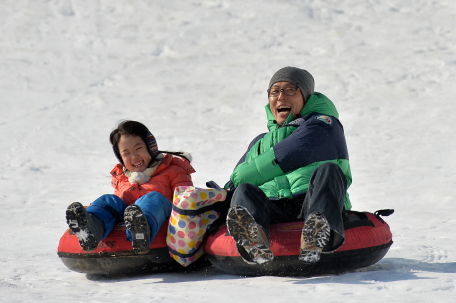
[117,135,152,172]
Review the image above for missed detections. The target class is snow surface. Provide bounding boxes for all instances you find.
[1,0,455,302]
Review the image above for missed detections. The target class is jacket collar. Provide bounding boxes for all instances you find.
[265,92,339,132]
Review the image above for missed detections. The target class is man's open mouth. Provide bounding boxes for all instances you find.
[277,105,291,113]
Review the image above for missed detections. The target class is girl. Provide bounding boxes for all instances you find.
[66,120,195,254]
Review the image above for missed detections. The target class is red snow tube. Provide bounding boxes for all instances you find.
[205,210,393,276]
[57,221,208,275]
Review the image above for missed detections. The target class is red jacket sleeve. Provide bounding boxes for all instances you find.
[168,158,195,191]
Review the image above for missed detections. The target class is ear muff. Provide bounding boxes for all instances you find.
[145,131,159,158]
[113,146,124,166]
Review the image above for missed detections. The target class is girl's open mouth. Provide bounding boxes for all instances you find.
[133,161,144,168]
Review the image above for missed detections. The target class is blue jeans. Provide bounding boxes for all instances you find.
[86,191,172,244]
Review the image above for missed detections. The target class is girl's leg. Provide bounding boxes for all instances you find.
[66,194,126,251]
[124,191,171,254]
[87,194,127,239]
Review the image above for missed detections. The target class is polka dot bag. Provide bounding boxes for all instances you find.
[167,186,227,267]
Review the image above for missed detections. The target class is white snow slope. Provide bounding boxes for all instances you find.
[1,0,455,302]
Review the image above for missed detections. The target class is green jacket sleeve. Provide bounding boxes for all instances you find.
[230,149,284,188]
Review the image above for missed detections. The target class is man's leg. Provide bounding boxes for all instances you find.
[227,183,274,265]
[299,162,347,263]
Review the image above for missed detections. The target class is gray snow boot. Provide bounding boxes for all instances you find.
[66,202,105,252]
[299,212,331,263]
[226,206,274,265]
[124,205,151,255]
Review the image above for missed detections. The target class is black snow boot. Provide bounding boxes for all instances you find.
[299,212,331,263]
[124,205,151,255]
[226,206,274,265]
[66,202,105,252]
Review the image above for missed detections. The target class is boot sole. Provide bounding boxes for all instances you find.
[227,206,274,265]
[66,202,99,252]
[124,205,150,255]
[299,212,330,263]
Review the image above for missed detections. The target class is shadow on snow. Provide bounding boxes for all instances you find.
[84,257,456,283]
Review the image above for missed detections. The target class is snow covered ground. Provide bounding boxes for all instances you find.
[1,0,455,302]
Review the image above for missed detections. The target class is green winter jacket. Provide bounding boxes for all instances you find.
[227,92,352,210]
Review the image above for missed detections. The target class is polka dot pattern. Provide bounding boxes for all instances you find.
[166,186,227,267]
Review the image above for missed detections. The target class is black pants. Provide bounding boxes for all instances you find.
[229,162,347,251]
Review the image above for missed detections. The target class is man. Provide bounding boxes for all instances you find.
[224,66,352,265]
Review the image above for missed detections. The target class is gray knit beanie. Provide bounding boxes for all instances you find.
[268,67,315,101]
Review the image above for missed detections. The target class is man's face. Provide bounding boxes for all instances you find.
[268,81,305,125]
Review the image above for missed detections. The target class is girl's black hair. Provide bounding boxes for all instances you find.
[109,120,189,167]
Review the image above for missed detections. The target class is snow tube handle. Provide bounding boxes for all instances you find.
[206,180,222,190]
[375,209,394,217]
[374,209,394,223]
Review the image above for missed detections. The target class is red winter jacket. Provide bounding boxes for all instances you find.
[110,154,195,205]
